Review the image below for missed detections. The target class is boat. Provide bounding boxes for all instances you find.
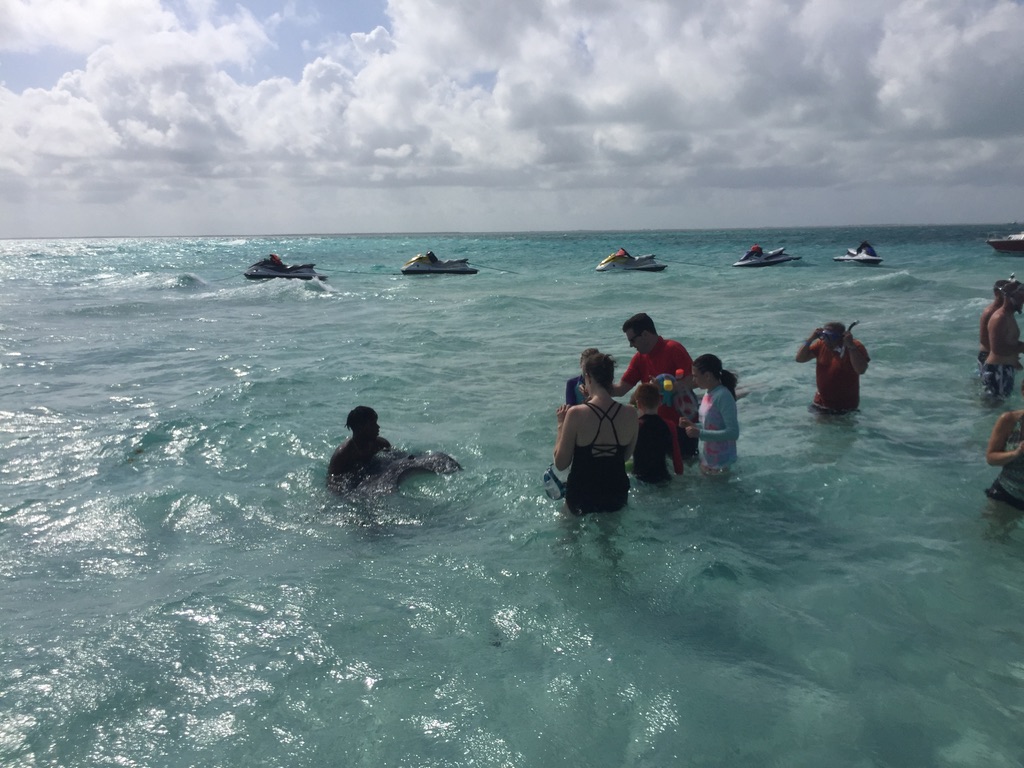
[595,248,666,272]
[401,252,478,275]
[732,246,800,268]
[986,231,1024,254]
[835,242,882,265]
[244,256,327,281]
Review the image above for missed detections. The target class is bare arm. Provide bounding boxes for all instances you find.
[622,407,639,462]
[987,412,1024,466]
[795,330,822,363]
[609,379,632,398]
[846,337,869,375]
[553,405,577,472]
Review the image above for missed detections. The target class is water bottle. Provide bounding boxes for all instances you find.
[542,464,565,500]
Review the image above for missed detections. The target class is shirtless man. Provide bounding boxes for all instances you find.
[979,279,1014,374]
[983,284,1024,399]
[327,406,392,482]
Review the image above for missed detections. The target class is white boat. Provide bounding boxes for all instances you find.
[401,252,478,275]
[986,231,1024,254]
[595,248,666,272]
[835,243,882,265]
[732,246,800,268]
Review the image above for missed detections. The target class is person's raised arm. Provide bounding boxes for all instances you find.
[795,329,822,363]
[846,334,869,375]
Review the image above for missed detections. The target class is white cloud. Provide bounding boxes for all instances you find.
[0,0,1023,237]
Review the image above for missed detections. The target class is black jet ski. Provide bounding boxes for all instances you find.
[244,257,327,281]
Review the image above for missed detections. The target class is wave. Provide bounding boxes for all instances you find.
[787,268,926,295]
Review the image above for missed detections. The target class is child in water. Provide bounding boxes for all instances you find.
[680,354,739,475]
[631,382,673,484]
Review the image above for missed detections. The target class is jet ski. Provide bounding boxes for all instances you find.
[834,242,882,265]
[401,252,478,275]
[244,257,327,281]
[732,246,800,268]
[595,248,667,272]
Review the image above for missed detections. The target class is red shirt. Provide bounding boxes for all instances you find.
[621,336,693,474]
[810,340,869,412]
[621,336,693,390]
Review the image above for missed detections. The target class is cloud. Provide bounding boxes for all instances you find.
[1,0,1023,236]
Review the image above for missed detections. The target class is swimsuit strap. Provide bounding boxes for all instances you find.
[583,402,624,456]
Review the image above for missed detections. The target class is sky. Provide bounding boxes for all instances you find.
[1,0,1023,238]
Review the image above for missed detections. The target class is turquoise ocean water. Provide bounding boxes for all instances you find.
[3,225,1024,766]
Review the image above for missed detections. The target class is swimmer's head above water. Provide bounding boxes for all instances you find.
[346,406,379,433]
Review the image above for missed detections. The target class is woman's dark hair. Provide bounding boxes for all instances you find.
[346,405,378,431]
[693,354,738,398]
[579,347,600,366]
[582,352,616,391]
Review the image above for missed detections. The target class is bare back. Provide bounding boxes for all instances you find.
[980,300,1001,351]
[987,306,1023,365]
[572,401,638,449]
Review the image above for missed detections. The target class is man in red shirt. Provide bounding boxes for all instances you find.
[611,313,695,472]
[795,321,870,413]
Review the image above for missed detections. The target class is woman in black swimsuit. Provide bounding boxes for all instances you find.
[554,352,639,515]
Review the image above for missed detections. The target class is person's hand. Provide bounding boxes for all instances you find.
[679,416,693,429]
[556,404,569,424]
[809,327,823,343]
[684,425,700,439]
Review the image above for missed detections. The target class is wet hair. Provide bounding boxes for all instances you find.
[345,405,378,431]
[693,354,738,399]
[579,347,600,367]
[1000,279,1022,298]
[622,312,657,337]
[634,382,660,411]
[582,352,616,391]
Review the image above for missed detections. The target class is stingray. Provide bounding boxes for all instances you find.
[328,451,462,496]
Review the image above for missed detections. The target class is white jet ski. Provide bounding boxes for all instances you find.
[595,248,667,272]
[401,252,478,275]
[244,257,327,281]
[732,246,800,267]
[834,242,882,265]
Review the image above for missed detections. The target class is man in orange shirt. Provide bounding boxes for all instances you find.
[795,322,870,414]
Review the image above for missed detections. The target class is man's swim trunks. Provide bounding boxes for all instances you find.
[982,363,1016,399]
